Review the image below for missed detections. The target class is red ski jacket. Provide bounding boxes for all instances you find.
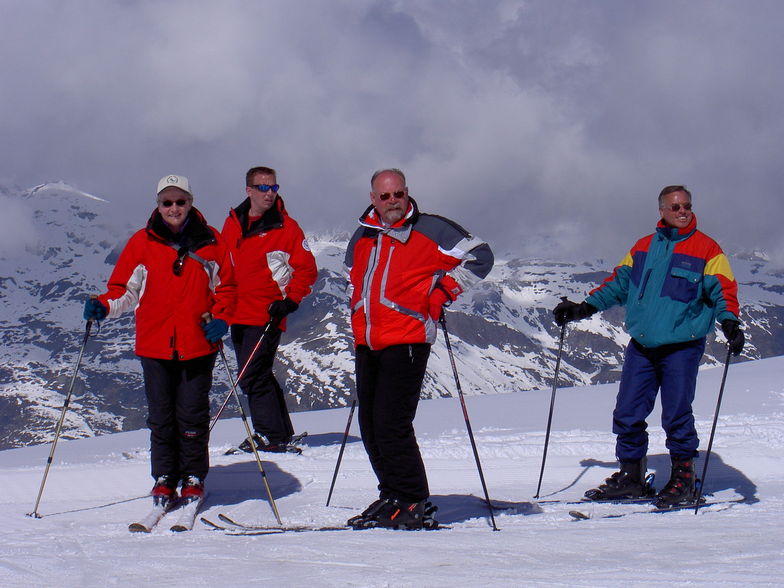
[221,196,317,328]
[98,208,237,360]
[345,198,494,350]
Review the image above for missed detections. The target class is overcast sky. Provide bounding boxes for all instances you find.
[1,0,782,265]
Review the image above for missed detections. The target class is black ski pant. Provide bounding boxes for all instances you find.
[355,343,430,504]
[231,324,294,444]
[141,352,216,482]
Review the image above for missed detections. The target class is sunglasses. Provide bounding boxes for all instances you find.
[251,184,279,193]
[159,199,190,208]
[377,190,406,201]
[665,202,693,212]
[173,247,188,276]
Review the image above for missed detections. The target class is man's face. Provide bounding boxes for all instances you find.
[246,173,278,216]
[370,172,409,225]
[157,187,193,232]
[659,190,693,229]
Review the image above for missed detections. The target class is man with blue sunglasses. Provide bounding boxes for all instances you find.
[221,166,317,454]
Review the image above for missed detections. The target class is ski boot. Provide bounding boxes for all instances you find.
[180,475,205,500]
[584,459,655,501]
[235,432,305,455]
[379,499,438,530]
[653,458,696,508]
[348,498,439,530]
[151,474,179,507]
[347,498,390,528]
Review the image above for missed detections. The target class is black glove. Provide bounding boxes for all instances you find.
[553,299,597,327]
[83,297,107,321]
[268,298,299,325]
[721,319,744,356]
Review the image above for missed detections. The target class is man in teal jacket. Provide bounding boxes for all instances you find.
[553,185,744,507]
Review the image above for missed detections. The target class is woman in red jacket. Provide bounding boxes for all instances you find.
[83,174,236,506]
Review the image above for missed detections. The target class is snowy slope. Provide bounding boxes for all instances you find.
[1,355,782,587]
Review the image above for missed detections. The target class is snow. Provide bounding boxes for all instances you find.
[1,356,783,587]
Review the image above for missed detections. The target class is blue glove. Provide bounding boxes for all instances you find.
[202,318,228,342]
[83,298,108,321]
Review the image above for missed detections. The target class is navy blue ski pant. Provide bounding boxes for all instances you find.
[231,324,294,445]
[141,352,216,481]
[613,337,705,462]
[355,343,430,504]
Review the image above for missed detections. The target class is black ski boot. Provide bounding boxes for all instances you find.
[235,432,306,455]
[584,459,654,501]
[654,458,696,508]
[348,498,439,530]
[347,498,390,528]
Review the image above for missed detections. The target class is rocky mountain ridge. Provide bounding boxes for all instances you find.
[1,182,781,449]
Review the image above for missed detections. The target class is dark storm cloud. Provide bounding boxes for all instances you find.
[1,1,782,264]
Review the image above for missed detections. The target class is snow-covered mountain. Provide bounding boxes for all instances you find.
[2,182,783,450]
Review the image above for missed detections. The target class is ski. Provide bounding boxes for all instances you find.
[202,512,449,534]
[200,516,227,530]
[224,432,308,456]
[199,514,348,534]
[222,524,448,536]
[129,499,176,533]
[568,498,744,521]
[537,496,656,506]
[226,525,350,536]
[170,494,207,532]
[217,512,344,531]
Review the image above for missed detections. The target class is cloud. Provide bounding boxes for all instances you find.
[0,195,36,256]
[0,0,782,263]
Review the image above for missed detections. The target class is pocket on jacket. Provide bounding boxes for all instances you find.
[663,266,701,303]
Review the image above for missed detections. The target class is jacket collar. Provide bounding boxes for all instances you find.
[358,198,419,244]
[231,195,287,236]
[656,214,697,242]
[146,206,214,250]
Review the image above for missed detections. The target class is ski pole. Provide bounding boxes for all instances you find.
[439,312,499,531]
[694,345,733,514]
[28,319,94,518]
[325,399,356,506]
[534,300,568,499]
[209,321,273,431]
[204,315,282,524]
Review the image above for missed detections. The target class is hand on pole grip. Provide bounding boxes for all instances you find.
[552,296,596,327]
[721,319,745,356]
[429,287,451,320]
[201,312,228,343]
[268,298,299,326]
[83,296,107,321]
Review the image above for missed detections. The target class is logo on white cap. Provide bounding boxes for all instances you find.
[157,174,192,196]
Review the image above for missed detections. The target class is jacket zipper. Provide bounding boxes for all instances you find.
[362,234,383,349]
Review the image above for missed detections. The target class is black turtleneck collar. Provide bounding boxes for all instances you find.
[147,207,214,250]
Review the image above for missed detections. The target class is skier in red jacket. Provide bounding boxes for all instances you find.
[83,174,236,505]
[221,166,317,453]
[344,168,494,529]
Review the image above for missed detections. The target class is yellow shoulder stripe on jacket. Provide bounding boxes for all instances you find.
[704,253,735,281]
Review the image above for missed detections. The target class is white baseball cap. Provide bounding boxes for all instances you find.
[156,174,192,197]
